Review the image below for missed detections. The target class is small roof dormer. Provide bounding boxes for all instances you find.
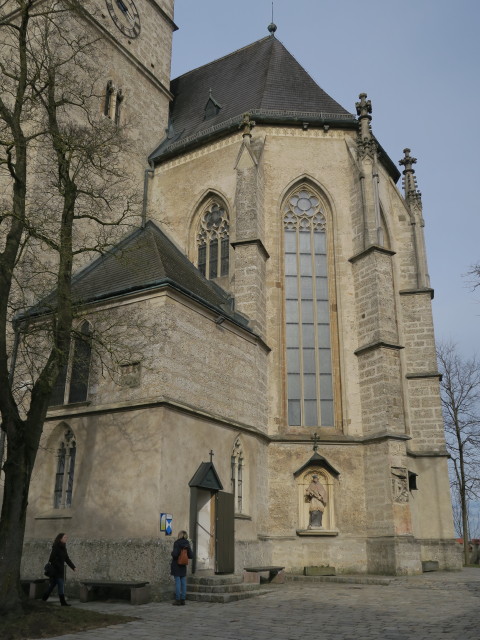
[204,89,222,120]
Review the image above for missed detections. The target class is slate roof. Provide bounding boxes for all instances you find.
[24,221,249,327]
[149,35,355,162]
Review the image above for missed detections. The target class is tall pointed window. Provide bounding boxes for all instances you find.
[284,186,333,427]
[49,321,92,406]
[104,80,114,117]
[197,200,229,279]
[114,89,124,125]
[54,427,76,509]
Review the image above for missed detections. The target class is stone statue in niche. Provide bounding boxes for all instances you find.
[391,467,409,503]
[305,474,328,528]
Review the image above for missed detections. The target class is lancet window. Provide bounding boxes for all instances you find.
[284,186,333,427]
[231,437,245,514]
[104,80,124,124]
[49,321,92,406]
[197,200,230,279]
[53,427,76,509]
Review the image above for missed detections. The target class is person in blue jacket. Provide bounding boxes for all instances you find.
[170,530,193,605]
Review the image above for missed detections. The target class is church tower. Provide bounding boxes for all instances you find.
[83,1,176,172]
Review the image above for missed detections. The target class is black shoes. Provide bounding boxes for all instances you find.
[59,595,70,606]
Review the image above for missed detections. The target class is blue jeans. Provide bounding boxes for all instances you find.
[45,577,65,597]
[174,576,186,601]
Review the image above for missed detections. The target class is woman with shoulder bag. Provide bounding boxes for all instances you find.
[170,530,193,606]
[42,532,76,606]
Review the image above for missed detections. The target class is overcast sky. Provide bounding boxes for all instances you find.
[170,0,480,358]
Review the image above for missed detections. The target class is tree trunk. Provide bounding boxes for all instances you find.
[461,490,469,565]
[0,419,35,613]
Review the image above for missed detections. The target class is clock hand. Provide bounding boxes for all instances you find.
[116,0,136,25]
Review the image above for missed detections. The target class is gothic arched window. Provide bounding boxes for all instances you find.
[114,89,124,125]
[231,437,245,514]
[104,80,114,117]
[53,427,76,509]
[284,186,333,427]
[49,321,92,406]
[197,200,229,279]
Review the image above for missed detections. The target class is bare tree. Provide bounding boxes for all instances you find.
[0,1,140,612]
[437,342,480,565]
[468,263,480,290]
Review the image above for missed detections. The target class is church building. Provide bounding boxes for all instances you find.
[20,0,461,596]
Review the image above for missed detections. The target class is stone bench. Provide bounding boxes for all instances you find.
[21,578,48,599]
[243,566,285,584]
[79,580,150,605]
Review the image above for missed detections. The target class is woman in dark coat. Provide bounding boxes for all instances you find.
[42,532,76,606]
[170,530,193,605]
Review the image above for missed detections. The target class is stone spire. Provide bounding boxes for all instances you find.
[399,148,429,288]
[399,148,422,207]
[355,93,381,247]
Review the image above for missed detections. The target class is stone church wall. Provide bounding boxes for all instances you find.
[81,291,268,430]
[24,401,270,596]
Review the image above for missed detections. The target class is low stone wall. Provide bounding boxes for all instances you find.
[21,538,176,601]
[419,538,463,571]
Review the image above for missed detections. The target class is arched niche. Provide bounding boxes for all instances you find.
[294,453,339,535]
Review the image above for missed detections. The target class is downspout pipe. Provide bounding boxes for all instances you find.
[141,160,155,228]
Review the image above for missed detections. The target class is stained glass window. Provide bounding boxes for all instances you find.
[284,187,333,427]
[49,321,92,406]
[53,428,76,509]
[197,201,230,279]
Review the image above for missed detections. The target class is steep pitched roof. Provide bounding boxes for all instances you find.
[150,36,355,162]
[24,221,249,327]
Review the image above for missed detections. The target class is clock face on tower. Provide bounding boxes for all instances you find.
[105,0,141,39]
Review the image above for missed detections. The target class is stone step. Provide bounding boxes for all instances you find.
[188,582,260,594]
[186,589,271,604]
[286,573,393,586]
[188,574,244,586]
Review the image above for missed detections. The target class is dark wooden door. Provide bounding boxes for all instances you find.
[215,491,234,574]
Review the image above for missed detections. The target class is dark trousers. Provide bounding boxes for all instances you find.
[44,576,65,598]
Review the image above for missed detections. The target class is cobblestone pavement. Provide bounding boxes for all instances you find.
[46,569,480,640]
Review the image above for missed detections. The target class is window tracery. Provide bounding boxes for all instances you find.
[53,427,76,509]
[197,200,230,279]
[283,185,333,427]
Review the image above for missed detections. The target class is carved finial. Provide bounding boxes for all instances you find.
[355,93,372,120]
[239,112,256,139]
[355,93,376,158]
[209,449,214,462]
[268,2,277,34]
[399,148,422,207]
[311,432,319,453]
